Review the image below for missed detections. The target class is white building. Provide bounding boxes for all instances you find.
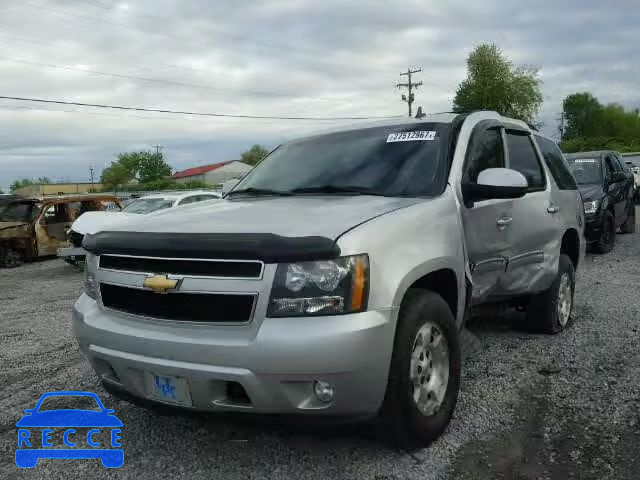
[171,161,252,185]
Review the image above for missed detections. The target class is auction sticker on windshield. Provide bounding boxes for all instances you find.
[386,131,436,142]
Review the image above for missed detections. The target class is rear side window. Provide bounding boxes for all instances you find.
[506,132,545,190]
[464,128,504,183]
[534,136,577,190]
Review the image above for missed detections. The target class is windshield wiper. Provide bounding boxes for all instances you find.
[226,187,292,197]
[290,185,391,196]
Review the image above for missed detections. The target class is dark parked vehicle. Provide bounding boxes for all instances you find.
[622,153,640,203]
[566,151,636,253]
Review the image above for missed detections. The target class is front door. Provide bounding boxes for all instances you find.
[35,203,73,256]
[504,130,561,294]
[460,123,515,302]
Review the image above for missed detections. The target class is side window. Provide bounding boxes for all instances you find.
[178,196,198,206]
[41,204,69,224]
[506,131,545,190]
[604,156,616,178]
[198,195,218,201]
[611,154,626,172]
[534,136,577,190]
[464,128,504,183]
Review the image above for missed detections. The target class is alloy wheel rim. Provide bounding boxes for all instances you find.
[557,273,572,327]
[409,321,449,416]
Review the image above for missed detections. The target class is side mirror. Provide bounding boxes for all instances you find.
[221,179,240,196]
[462,168,528,205]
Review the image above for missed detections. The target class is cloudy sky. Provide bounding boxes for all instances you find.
[1,0,638,190]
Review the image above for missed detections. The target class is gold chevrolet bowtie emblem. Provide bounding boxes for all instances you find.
[143,274,179,294]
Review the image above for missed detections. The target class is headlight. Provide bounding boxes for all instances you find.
[84,253,99,300]
[583,200,600,214]
[267,254,369,317]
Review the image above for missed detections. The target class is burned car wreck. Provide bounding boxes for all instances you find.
[0,194,122,268]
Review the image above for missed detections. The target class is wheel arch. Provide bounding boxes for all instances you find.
[560,228,581,270]
[392,261,463,329]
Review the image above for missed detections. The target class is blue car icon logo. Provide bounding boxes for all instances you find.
[16,391,123,468]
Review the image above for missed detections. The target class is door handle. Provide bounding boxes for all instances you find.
[547,206,560,214]
[496,217,512,229]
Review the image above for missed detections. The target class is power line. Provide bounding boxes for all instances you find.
[0,95,404,121]
[0,104,349,125]
[397,68,423,117]
[0,55,352,103]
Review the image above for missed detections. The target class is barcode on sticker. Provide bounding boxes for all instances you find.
[386,131,436,142]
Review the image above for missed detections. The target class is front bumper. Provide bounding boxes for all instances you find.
[57,247,86,259]
[73,295,398,416]
[584,213,603,243]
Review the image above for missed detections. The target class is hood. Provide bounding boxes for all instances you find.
[577,184,605,202]
[106,196,422,240]
[71,211,139,235]
[0,221,28,231]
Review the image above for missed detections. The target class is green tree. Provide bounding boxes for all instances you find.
[138,152,172,183]
[560,92,640,153]
[240,144,270,166]
[100,150,172,188]
[453,43,543,124]
[562,92,602,139]
[9,177,52,192]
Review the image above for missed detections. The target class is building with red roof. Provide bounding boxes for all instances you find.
[170,160,252,185]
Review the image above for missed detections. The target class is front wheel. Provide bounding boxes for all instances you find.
[380,289,461,449]
[0,248,24,268]
[593,210,616,253]
[524,254,575,334]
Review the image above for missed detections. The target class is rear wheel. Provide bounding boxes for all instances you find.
[380,289,461,448]
[524,254,575,334]
[593,210,616,253]
[0,248,24,268]
[621,204,636,233]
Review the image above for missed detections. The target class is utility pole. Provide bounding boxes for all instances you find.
[557,111,565,141]
[397,68,423,117]
[152,144,164,158]
[89,166,95,192]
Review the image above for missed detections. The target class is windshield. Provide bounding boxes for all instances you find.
[232,124,450,197]
[121,198,175,214]
[0,201,40,222]
[567,158,603,185]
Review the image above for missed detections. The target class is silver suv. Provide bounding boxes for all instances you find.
[73,111,585,447]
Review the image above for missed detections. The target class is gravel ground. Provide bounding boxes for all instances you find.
[1,222,639,480]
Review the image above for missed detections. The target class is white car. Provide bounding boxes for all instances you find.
[58,191,221,262]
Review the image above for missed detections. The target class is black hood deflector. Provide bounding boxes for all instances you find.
[83,231,341,263]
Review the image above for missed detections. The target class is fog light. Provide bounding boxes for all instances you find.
[313,380,334,403]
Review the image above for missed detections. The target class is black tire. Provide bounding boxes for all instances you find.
[0,248,24,268]
[524,254,575,334]
[380,289,461,449]
[621,204,636,233]
[593,210,616,253]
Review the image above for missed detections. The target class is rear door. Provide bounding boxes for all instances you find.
[504,129,561,295]
[604,154,626,224]
[459,122,514,301]
[35,202,73,256]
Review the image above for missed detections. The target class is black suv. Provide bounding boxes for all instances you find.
[566,150,636,252]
